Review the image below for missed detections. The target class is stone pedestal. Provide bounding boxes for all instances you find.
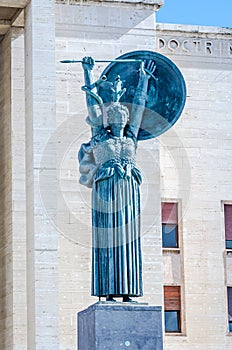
[78,302,163,350]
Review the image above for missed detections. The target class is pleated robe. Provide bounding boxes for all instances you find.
[91,141,143,297]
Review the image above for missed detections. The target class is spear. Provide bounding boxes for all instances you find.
[60,59,143,63]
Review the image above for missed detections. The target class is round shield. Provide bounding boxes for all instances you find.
[99,50,186,140]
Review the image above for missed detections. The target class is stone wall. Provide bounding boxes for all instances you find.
[157,24,232,350]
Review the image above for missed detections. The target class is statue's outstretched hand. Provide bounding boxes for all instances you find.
[140,60,156,80]
[82,56,95,71]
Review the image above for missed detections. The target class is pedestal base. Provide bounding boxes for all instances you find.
[78,302,163,350]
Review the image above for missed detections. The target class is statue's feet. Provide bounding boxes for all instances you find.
[106,295,116,302]
[123,296,137,303]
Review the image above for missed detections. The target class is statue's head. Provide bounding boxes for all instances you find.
[106,103,129,129]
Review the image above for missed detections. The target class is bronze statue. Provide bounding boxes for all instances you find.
[79,56,156,302]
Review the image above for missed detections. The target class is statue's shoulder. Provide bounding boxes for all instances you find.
[91,128,109,146]
[124,125,138,144]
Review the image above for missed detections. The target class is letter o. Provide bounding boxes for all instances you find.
[168,39,180,52]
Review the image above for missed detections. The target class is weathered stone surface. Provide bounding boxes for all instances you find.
[24,0,59,348]
[78,303,163,350]
[55,0,164,8]
[156,23,232,64]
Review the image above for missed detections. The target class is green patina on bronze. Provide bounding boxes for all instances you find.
[75,50,186,302]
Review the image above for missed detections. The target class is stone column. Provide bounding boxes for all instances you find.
[0,29,13,350]
[24,1,58,349]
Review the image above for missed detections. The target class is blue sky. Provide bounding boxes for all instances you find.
[156,0,232,28]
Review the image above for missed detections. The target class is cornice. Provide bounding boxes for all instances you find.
[55,0,164,10]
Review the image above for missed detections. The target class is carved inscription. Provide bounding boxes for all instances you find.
[158,37,232,58]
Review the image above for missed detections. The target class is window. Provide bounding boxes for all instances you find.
[228,287,232,332]
[162,202,178,248]
[164,286,181,333]
[225,204,232,249]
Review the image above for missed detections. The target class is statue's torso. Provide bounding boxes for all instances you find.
[93,135,136,166]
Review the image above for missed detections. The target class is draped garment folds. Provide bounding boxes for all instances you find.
[78,127,143,297]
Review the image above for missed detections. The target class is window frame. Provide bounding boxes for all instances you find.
[162,199,185,335]
[164,285,182,334]
[224,204,232,250]
[161,202,179,249]
[162,223,179,249]
[164,310,181,333]
[227,286,232,333]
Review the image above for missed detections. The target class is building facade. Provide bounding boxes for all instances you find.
[0,0,231,349]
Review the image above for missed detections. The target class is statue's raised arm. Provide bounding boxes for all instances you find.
[130,60,156,138]
[81,56,104,136]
